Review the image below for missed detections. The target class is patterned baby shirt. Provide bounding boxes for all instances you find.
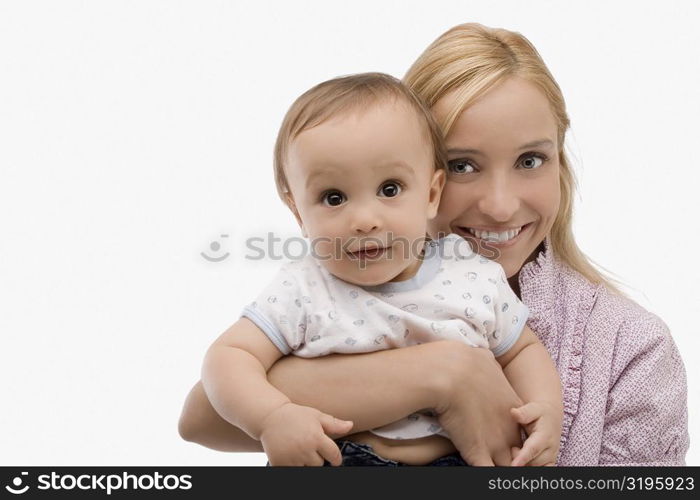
[241,233,529,440]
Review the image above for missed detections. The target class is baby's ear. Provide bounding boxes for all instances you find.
[427,169,446,220]
[285,193,308,237]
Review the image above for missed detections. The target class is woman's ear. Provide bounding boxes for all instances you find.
[427,169,446,220]
[285,193,308,238]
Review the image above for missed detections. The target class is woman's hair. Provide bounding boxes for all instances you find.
[404,23,624,294]
[273,72,447,205]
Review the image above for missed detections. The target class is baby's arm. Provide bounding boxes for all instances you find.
[201,317,352,465]
[496,326,563,466]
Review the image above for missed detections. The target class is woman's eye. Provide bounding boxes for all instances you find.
[447,159,475,175]
[519,155,545,170]
[378,181,402,198]
[322,191,345,206]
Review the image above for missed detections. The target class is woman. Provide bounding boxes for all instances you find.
[178,23,689,466]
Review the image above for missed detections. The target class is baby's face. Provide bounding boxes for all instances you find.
[285,99,445,286]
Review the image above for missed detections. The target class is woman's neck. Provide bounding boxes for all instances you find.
[508,274,521,299]
[509,240,546,299]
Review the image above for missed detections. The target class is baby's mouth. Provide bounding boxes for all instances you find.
[347,246,388,259]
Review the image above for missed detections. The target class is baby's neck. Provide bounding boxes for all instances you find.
[387,249,426,283]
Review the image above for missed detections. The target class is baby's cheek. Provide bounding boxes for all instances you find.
[310,239,336,260]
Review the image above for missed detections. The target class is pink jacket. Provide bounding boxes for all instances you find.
[520,239,689,466]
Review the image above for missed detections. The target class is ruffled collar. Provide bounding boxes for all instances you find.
[518,236,558,317]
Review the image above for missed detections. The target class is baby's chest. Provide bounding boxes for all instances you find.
[301,289,498,352]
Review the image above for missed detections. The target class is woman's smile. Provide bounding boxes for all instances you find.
[454,222,535,248]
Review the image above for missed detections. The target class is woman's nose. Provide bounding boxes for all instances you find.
[477,177,521,222]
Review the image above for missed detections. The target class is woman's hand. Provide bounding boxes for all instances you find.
[435,342,525,466]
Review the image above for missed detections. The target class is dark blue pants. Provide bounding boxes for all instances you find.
[265,440,469,466]
[324,440,469,466]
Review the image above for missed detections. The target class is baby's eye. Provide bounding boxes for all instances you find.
[322,190,345,207]
[378,181,402,198]
[519,154,545,170]
[447,159,476,175]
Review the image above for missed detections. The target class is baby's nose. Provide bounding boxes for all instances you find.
[351,208,381,234]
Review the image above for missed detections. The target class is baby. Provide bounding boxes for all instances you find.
[201,73,563,466]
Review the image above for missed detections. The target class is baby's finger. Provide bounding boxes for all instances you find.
[522,449,547,467]
[511,434,546,466]
[463,449,495,467]
[317,436,343,466]
[510,403,540,426]
[510,446,521,462]
[524,448,558,467]
[319,413,354,437]
[304,452,326,467]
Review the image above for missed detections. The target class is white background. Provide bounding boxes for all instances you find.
[0,0,698,466]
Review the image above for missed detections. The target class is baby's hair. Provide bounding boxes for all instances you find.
[273,72,447,206]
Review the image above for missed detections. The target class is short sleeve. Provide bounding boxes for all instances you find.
[488,266,529,357]
[239,264,307,355]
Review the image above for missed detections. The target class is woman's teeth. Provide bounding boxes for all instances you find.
[467,226,523,243]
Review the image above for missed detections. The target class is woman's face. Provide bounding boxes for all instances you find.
[429,77,561,279]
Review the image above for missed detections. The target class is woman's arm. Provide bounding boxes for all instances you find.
[180,340,459,448]
[599,312,689,465]
[265,343,459,432]
[179,339,525,464]
[179,380,263,452]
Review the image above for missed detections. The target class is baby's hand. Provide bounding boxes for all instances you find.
[509,401,562,466]
[260,403,353,466]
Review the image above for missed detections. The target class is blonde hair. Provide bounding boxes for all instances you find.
[273,72,447,204]
[404,23,624,294]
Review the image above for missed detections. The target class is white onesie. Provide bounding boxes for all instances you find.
[241,233,529,440]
